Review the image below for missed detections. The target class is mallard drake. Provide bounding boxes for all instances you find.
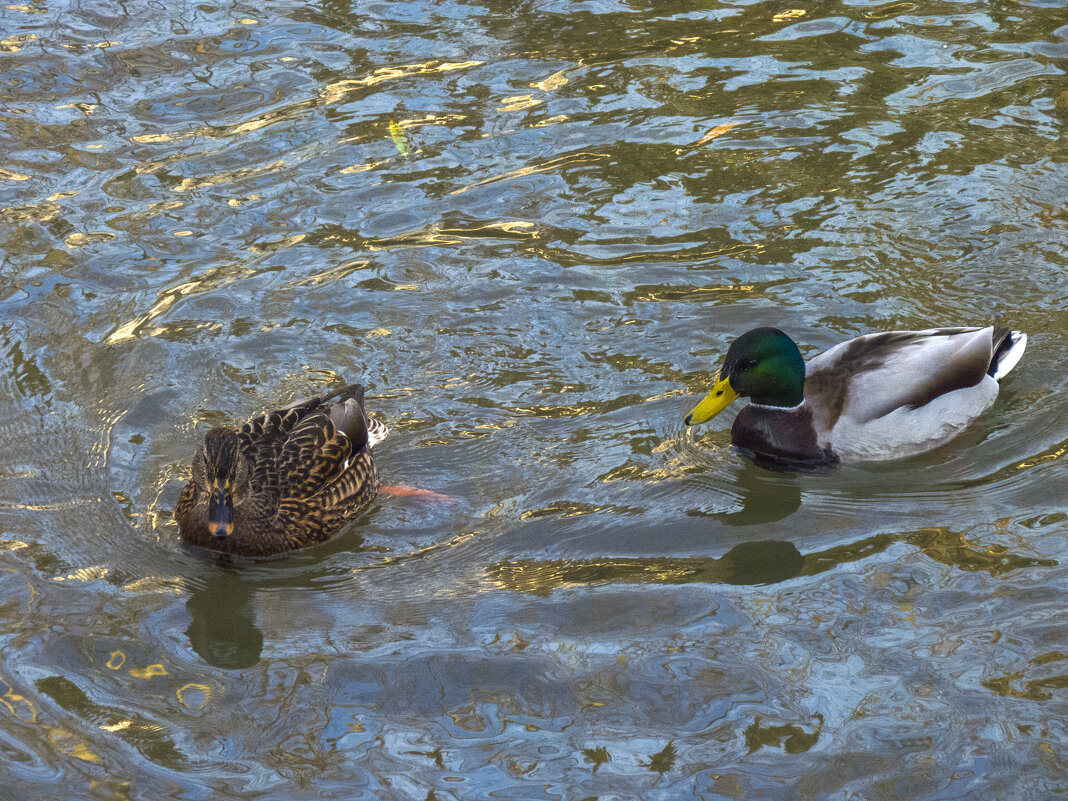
[176,383,388,556]
[684,326,1026,465]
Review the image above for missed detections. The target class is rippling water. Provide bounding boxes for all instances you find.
[1,0,1066,798]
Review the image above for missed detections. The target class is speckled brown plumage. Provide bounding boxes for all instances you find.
[176,383,385,556]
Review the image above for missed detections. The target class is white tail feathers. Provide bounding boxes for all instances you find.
[993,331,1027,381]
[367,417,390,448]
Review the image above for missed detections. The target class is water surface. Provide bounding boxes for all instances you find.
[1,0,1067,798]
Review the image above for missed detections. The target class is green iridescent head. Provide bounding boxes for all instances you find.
[685,327,805,425]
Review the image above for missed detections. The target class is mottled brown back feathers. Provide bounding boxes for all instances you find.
[177,383,382,556]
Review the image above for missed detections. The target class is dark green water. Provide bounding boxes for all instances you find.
[1,1,1066,798]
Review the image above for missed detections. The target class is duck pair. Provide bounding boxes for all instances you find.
[177,324,1026,556]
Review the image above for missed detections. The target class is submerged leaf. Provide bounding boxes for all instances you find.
[389,120,410,157]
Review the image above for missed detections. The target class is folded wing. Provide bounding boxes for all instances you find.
[804,327,1002,433]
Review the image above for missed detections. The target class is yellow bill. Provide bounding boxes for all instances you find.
[684,373,739,426]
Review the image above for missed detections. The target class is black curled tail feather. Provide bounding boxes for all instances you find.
[988,327,1012,377]
[988,327,1026,380]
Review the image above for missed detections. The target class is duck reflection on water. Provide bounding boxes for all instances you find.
[185,570,264,669]
[488,526,1056,596]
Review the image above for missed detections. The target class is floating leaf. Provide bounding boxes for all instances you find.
[389,120,410,157]
[696,122,742,147]
[773,8,806,21]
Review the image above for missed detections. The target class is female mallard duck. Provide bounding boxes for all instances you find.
[684,326,1026,465]
[176,383,388,556]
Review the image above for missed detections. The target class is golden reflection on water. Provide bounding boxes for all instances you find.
[128,664,168,680]
[105,262,280,344]
[0,498,106,512]
[1,672,37,722]
[127,60,485,155]
[286,259,371,287]
[320,60,484,104]
[1,672,105,764]
[1,200,61,222]
[519,500,643,521]
[175,683,211,710]
[338,158,391,175]
[535,241,761,268]
[0,167,32,182]
[450,152,612,195]
[1,0,1065,795]
[173,159,289,194]
[625,283,755,303]
[983,669,1068,701]
[530,69,570,92]
[52,565,109,582]
[64,232,116,248]
[1014,441,1066,469]
[45,726,102,763]
[498,95,542,112]
[0,32,38,53]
